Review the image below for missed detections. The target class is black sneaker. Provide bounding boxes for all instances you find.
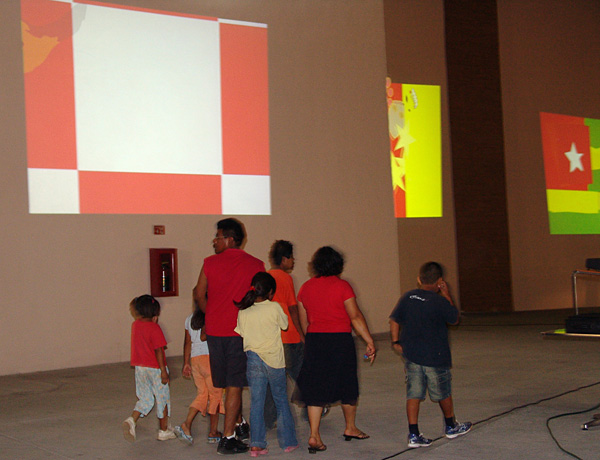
[234,421,250,442]
[217,436,248,455]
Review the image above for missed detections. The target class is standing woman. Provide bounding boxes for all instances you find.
[295,246,376,454]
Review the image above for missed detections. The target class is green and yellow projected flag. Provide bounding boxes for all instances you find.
[541,112,600,234]
[386,80,441,218]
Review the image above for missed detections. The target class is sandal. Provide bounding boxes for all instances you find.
[343,431,370,441]
[207,431,223,444]
[308,444,327,454]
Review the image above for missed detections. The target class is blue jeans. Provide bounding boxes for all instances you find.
[264,342,304,428]
[405,360,452,402]
[246,351,298,449]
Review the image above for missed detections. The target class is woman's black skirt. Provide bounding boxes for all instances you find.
[294,332,358,406]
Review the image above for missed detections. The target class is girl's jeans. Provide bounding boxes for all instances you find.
[246,351,298,449]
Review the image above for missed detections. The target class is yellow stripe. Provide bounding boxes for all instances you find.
[404,84,442,217]
[547,189,600,214]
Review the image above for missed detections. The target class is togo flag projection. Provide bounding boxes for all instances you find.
[541,112,600,234]
[386,80,442,218]
[22,0,270,215]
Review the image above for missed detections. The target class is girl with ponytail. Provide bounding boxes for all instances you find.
[234,272,298,456]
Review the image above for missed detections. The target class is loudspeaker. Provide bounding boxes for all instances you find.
[566,313,600,334]
[585,258,600,270]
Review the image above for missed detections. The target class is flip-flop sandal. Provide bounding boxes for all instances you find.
[308,443,327,454]
[207,431,223,444]
[343,432,370,441]
[174,425,193,445]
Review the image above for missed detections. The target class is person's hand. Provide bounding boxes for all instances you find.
[182,363,192,379]
[438,279,450,296]
[392,342,403,354]
[161,368,170,385]
[365,342,376,364]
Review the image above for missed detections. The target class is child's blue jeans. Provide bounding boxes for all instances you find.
[246,351,297,449]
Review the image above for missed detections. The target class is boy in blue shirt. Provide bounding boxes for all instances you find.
[389,262,472,448]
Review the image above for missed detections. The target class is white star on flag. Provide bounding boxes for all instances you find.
[564,142,584,172]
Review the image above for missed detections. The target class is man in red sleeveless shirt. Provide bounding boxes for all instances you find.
[194,218,265,455]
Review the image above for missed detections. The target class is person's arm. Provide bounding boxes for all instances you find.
[344,297,376,363]
[287,304,305,342]
[438,279,459,325]
[193,266,208,313]
[156,347,169,384]
[389,319,403,354]
[297,301,308,336]
[181,329,192,379]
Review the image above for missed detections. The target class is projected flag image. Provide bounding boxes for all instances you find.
[386,79,442,218]
[541,112,600,234]
[21,0,270,215]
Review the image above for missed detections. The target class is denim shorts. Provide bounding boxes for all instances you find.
[405,360,452,402]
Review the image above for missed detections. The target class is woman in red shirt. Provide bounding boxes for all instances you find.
[295,246,376,454]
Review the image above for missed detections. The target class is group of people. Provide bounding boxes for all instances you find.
[123,218,472,454]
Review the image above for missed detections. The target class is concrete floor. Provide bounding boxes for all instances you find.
[2,310,600,459]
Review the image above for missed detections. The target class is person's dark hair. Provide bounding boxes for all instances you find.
[133,294,161,319]
[310,246,344,277]
[269,240,293,266]
[419,261,444,285]
[217,218,245,247]
[190,307,205,331]
[235,272,276,310]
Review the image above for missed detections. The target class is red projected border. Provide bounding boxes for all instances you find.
[220,23,269,175]
[22,0,77,169]
[79,172,222,214]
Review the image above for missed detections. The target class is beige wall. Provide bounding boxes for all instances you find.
[4,0,600,377]
[0,0,400,376]
[384,0,459,303]
[498,0,600,311]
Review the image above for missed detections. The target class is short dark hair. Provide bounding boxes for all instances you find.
[132,295,161,319]
[419,261,444,285]
[269,240,293,266]
[217,218,245,247]
[310,246,344,277]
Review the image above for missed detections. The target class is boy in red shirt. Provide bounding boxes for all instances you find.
[123,295,175,442]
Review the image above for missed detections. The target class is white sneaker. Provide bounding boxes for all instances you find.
[157,427,176,441]
[122,417,136,442]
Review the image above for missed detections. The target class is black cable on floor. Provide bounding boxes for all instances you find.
[379,380,600,460]
[546,402,600,460]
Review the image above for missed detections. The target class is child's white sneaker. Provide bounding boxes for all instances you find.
[157,427,176,441]
[122,417,136,442]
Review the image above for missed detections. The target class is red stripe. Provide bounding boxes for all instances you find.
[22,0,77,169]
[79,172,222,214]
[220,23,269,175]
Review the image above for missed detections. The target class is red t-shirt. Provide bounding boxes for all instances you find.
[297,276,355,333]
[130,320,167,368]
[268,268,301,344]
[204,248,265,336]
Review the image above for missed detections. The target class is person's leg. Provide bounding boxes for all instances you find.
[307,406,325,450]
[246,351,269,450]
[268,365,297,449]
[209,412,221,440]
[263,384,277,429]
[341,403,369,438]
[223,387,242,437]
[439,395,454,419]
[407,398,421,425]
[405,361,431,447]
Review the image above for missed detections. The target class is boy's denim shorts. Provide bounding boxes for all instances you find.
[405,360,452,402]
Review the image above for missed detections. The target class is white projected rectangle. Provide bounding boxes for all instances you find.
[21,0,270,215]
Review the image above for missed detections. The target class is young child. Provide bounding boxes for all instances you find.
[123,295,175,442]
[234,272,298,456]
[174,308,225,445]
[389,262,471,448]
